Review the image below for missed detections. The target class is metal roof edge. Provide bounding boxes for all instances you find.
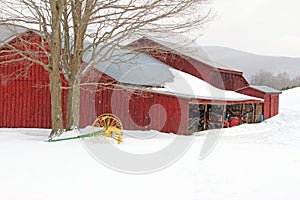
[250,85,282,94]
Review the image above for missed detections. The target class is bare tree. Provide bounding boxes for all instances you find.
[0,0,212,138]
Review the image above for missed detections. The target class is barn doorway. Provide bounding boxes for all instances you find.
[188,103,262,133]
[188,104,225,132]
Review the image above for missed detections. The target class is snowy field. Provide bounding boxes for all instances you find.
[1,88,300,200]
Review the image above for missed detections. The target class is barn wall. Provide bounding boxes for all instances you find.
[89,79,190,134]
[218,71,249,91]
[269,94,280,118]
[274,94,279,115]
[0,62,52,128]
[0,63,69,128]
[0,32,50,128]
[263,95,271,119]
[113,90,188,134]
[0,31,68,129]
[79,69,117,128]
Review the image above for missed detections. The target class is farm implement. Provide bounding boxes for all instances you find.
[47,114,123,144]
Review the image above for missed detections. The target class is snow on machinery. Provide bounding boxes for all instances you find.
[47,114,123,144]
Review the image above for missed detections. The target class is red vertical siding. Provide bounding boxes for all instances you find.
[92,79,190,134]
[274,95,279,115]
[0,31,67,129]
[264,95,270,119]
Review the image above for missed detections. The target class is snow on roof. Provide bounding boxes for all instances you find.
[152,68,263,102]
[137,32,237,72]
[251,85,282,93]
[0,25,27,43]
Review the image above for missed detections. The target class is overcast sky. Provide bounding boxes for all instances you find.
[196,0,300,57]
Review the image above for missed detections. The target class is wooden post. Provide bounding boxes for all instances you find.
[252,103,255,122]
[203,104,207,130]
[221,104,227,128]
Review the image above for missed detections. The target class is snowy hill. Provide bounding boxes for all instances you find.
[1,88,300,200]
[203,46,300,79]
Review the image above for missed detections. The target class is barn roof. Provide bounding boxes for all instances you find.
[85,46,175,87]
[88,46,262,102]
[130,32,239,72]
[0,25,27,43]
[251,85,282,94]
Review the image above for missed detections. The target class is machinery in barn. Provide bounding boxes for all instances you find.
[188,103,258,132]
[223,107,253,128]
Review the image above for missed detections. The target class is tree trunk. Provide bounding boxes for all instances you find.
[48,0,64,138]
[66,77,81,130]
[49,70,64,138]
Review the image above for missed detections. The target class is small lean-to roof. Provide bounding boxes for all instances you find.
[251,85,282,94]
[134,32,239,72]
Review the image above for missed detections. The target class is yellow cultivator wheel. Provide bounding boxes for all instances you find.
[90,114,123,144]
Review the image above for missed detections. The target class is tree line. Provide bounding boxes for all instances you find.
[250,70,300,90]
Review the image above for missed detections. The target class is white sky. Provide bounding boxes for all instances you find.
[196,0,300,57]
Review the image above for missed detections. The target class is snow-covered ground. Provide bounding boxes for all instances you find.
[1,88,300,200]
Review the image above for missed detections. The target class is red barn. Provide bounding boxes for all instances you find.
[1,28,263,134]
[127,34,281,120]
[81,51,263,134]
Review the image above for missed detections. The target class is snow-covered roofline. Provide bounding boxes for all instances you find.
[152,68,263,102]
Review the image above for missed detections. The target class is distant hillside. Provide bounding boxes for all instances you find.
[202,46,300,80]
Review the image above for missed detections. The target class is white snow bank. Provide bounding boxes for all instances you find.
[0,87,300,200]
